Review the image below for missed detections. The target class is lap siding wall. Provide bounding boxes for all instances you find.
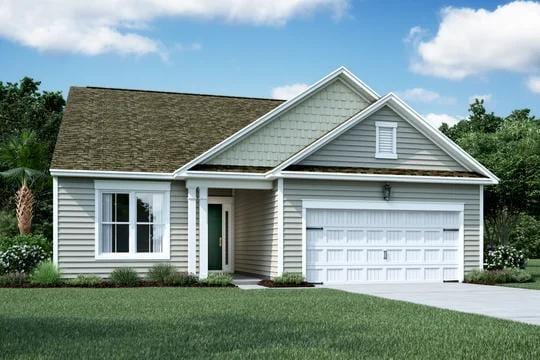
[282,179,481,274]
[57,177,188,278]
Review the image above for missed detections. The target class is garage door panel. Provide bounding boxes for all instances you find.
[306,208,461,283]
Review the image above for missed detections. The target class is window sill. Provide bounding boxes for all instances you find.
[375,153,398,159]
[95,253,171,261]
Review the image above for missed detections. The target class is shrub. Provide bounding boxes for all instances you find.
[0,272,27,286]
[273,272,304,285]
[30,261,61,286]
[0,210,18,238]
[511,213,540,258]
[465,268,533,285]
[67,274,102,287]
[110,268,139,286]
[0,244,47,275]
[0,234,52,258]
[163,272,198,286]
[147,263,176,284]
[484,245,527,270]
[202,272,233,287]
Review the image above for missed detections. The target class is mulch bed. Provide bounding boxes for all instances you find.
[257,279,315,288]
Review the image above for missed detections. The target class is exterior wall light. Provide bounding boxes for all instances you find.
[383,184,391,201]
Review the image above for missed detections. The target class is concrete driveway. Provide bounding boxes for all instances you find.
[324,283,540,326]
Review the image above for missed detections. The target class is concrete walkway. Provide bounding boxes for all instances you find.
[324,283,540,326]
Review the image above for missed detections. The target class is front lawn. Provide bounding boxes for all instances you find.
[0,288,539,359]
[503,258,540,290]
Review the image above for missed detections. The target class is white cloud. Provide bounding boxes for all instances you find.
[271,83,310,100]
[468,94,492,104]
[410,1,540,79]
[527,76,540,93]
[0,0,348,56]
[403,26,427,45]
[397,88,456,105]
[423,113,461,128]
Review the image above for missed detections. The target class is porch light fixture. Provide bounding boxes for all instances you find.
[383,184,391,201]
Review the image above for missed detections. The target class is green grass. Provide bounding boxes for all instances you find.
[502,259,540,290]
[0,289,539,359]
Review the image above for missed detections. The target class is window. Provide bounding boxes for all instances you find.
[375,121,398,159]
[95,181,170,260]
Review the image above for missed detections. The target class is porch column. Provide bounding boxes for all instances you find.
[187,186,197,274]
[198,186,208,279]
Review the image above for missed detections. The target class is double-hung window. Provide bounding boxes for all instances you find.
[95,181,170,260]
[375,121,398,159]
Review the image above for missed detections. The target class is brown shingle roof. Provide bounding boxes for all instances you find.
[51,87,284,173]
[284,165,485,178]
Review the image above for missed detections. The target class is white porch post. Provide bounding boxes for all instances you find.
[198,186,209,279]
[187,186,197,274]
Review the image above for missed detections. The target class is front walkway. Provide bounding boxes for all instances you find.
[324,283,540,326]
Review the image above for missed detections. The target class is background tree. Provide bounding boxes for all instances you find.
[0,78,64,237]
[440,100,540,255]
[0,131,48,234]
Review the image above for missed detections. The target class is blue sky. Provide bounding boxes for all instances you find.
[0,0,539,127]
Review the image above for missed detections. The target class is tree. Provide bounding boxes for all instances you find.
[0,131,48,234]
[0,77,64,237]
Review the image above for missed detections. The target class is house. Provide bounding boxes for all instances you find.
[50,67,498,284]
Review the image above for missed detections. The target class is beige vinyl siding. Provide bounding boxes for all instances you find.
[299,106,467,171]
[234,185,278,277]
[57,177,188,278]
[207,79,370,167]
[283,179,481,274]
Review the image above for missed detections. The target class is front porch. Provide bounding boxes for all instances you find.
[186,179,281,279]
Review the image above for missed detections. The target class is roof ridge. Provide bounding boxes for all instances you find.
[82,86,284,102]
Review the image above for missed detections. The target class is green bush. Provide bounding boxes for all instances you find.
[465,268,533,285]
[163,272,198,286]
[30,261,61,286]
[67,274,102,287]
[0,234,52,258]
[273,272,304,285]
[202,272,233,287]
[147,263,176,284]
[0,272,27,286]
[0,210,18,237]
[511,213,540,258]
[110,268,139,286]
[0,244,47,274]
[484,245,527,270]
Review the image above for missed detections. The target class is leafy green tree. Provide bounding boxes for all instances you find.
[0,131,48,234]
[0,78,64,236]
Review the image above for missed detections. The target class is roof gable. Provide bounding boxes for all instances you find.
[205,78,371,167]
[51,87,282,173]
[272,93,499,182]
[298,105,467,172]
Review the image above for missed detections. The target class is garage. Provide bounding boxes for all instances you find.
[304,201,464,284]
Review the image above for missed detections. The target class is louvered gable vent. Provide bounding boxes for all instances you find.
[375,121,397,159]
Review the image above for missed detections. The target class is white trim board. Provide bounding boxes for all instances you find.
[51,168,174,180]
[270,93,499,183]
[172,66,380,176]
[52,176,59,265]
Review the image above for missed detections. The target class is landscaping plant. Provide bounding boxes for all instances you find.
[163,272,198,286]
[110,268,139,287]
[0,272,27,286]
[0,233,52,258]
[29,260,61,286]
[484,245,527,270]
[465,268,532,285]
[273,272,304,285]
[147,263,176,284]
[0,244,47,274]
[202,272,233,286]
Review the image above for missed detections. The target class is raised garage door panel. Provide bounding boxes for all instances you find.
[306,209,460,283]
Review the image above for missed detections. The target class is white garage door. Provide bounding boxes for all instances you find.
[306,208,461,283]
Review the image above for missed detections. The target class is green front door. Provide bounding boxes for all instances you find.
[208,204,223,271]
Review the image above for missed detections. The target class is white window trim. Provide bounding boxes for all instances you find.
[94,180,171,260]
[375,121,398,159]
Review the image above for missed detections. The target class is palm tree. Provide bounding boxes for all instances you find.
[0,130,48,234]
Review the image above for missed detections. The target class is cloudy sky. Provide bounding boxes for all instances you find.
[1,0,539,127]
